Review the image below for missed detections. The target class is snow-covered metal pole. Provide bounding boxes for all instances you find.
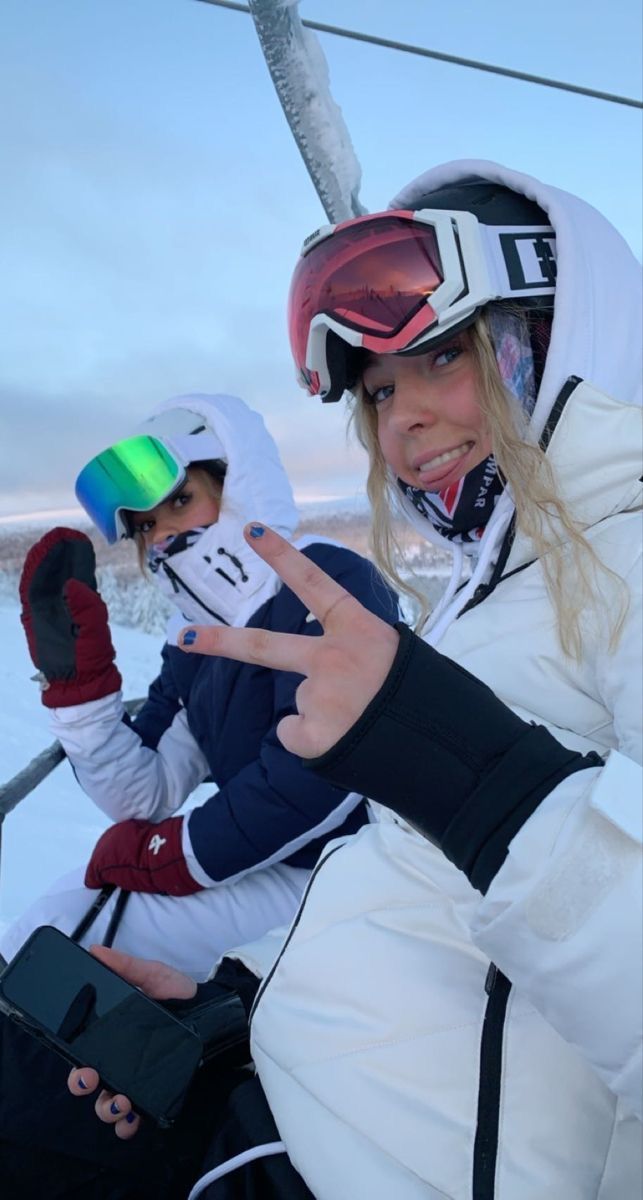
[0,698,144,890]
[247,0,366,222]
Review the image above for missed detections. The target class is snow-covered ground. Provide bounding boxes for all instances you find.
[0,602,163,936]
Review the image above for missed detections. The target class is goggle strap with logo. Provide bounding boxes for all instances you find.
[298,209,556,399]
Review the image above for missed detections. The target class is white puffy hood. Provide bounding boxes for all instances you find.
[140,393,299,629]
[387,160,643,641]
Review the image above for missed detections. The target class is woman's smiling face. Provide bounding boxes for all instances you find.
[361,335,492,492]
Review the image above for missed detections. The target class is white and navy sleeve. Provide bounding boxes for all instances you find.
[48,648,209,824]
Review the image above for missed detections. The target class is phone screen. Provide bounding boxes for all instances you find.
[0,926,203,1126]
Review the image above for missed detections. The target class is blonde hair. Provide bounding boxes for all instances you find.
[350,307,628,659]
[133,464,225,573]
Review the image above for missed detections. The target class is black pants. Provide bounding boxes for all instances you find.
[197,1075,315,1199]
[0,1016,314,1200]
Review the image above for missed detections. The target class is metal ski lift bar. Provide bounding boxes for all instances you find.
[245,0,366,222]
[235,0,369,220]
[0,697,144,883]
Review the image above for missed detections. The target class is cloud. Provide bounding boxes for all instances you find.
[0,356,368,517]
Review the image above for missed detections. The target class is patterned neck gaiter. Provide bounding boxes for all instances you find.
[398,455,504,542]
[397,309,543,546]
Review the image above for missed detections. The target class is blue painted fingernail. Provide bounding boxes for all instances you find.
[249,524,265,539]
[126,1111,137,1124]
[182,629,197,646]
[77,1076,88,1090]
[110,1101,121,1115]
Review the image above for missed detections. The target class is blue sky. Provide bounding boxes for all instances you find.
[1,0,641,516]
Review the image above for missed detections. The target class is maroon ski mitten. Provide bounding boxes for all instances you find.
[20,527,121,708]
[85,816,203,895]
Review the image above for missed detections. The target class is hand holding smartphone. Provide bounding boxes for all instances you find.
[0,926,204,1127]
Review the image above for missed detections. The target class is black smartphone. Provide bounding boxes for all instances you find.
[0,925,204,1127]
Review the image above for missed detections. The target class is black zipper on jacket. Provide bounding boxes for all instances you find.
[249,842,346,1023]
[161,562,230,625]
[458,376,584,620]
[538,375,582,451]
[463,382,581,1191]
[472,964,512,1200]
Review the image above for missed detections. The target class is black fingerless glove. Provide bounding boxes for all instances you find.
[308,623,602,893]
[164,959,256,1067]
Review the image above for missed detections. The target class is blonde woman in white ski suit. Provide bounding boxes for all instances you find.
[67,162,642,1200]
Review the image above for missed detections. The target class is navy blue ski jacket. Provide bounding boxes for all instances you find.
[132,542,399,883]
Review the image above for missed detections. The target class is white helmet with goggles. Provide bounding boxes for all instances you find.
[75,407,227,545]
[288,177,556,403]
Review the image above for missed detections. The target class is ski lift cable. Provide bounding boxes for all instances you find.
[195,0,643,110]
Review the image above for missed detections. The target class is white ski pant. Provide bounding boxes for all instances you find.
[0,862,308,981]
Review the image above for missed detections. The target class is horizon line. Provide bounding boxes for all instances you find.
[0,492,368,526]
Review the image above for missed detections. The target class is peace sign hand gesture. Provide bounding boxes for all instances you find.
[178,523,598,900]
[178,523,401,760]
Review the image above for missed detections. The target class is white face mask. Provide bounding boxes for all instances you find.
[146,525,212,574]
[148,516,282,630]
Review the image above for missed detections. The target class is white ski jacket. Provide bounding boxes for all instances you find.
[230,163,643,1199]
